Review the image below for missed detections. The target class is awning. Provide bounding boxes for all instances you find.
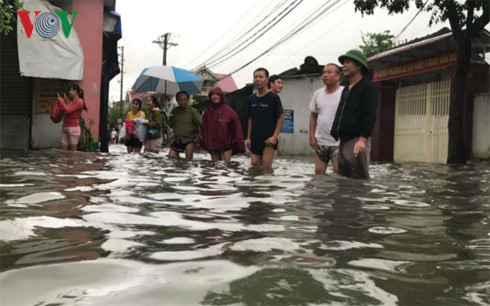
[17,0,84,80]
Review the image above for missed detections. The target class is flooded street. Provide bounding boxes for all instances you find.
[0,145,489,306]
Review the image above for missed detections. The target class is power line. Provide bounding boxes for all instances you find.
[184,0,264,67]
[193,0,292,69]
[395,0,429,40]
[225,0,342,76]
[207,0,304,68]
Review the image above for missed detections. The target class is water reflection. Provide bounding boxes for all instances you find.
[0,146,489,305]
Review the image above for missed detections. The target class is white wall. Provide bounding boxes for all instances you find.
[31,114,62,149]
[472,93,490,159]
[278,76,324,156]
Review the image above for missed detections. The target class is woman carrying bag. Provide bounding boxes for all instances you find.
[56,83,87,151]
[142,95,163,153]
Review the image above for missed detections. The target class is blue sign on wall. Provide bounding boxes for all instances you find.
[281,109,294,133]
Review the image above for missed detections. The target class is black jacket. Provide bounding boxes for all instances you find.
[331,77,377,142]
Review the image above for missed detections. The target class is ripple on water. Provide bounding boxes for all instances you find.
[319,240,384,251]
[5,192,65,207]
[368,226,408,234]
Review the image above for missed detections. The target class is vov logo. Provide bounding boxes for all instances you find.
[17,11,78,38]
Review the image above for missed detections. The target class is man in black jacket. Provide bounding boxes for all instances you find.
[331,50,377,179]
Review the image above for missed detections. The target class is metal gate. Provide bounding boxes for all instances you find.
[394,79,450,163]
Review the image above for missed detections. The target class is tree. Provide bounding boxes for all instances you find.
[353,0,489,164]
[359,30,395,56]
[0,0,23,35]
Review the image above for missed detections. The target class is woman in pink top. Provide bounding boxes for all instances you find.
[56,83,87,151]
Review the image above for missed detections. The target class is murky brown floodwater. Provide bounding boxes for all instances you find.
[0,145,489,305]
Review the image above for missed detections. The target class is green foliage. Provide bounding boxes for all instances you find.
[352,0,489,40]
[78,117,99,152]
[359,30,395,56]
[0,0,23,35]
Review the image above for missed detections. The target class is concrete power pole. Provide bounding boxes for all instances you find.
[153,33,178,65]
[118,45,124,118]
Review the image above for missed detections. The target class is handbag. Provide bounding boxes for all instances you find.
[50,100,64,123]
[147,128,160,139]
[125,120,136,136]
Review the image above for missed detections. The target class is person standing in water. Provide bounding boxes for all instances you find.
[201,87,245,161]
[125,98,146,153]
[168,91,202,160]
[56,83,87,151]
[245,68,284,172]
[142,95,163,154]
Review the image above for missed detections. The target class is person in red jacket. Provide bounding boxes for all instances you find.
[56,83,87,151]
[201,87,245,161]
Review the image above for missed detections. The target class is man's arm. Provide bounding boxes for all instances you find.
[245,117,252,148]
[265,113,284,145]
[309,112,318,148]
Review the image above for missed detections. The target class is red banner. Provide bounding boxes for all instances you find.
[373,50,456,82]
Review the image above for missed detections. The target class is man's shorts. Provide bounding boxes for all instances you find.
[170,139,192,153]
[250,141,278,156]
[61,126,81,145]
[315,145,339,164]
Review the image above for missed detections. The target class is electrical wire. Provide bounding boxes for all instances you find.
[191,0,291,69]
[207,0,304,68]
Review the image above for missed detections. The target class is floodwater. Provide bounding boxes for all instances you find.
[0,145,489,306]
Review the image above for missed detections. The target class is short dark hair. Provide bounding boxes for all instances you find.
[254,67,269,78]
[325,63,341,75]
[268,75,283,88]
[176,91,190,100]
[132,98,142,110]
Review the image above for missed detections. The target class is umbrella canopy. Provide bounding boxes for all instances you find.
[131,65,203,95]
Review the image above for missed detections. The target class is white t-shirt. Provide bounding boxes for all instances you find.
[309,86,344,146]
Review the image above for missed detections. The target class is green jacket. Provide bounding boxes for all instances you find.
[146,108,163,139]
[170,106,202,144]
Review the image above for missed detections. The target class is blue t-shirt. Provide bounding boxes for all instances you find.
[248,92,284,150]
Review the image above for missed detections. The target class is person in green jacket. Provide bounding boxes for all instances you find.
[168,91,202,160]
[143,95,163,153]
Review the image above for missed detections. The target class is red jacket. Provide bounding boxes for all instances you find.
[201,88,245,155]
[57,98,84,127]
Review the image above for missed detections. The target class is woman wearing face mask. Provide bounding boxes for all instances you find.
[56,83,87,151]
[201,87,245,161]
[142,95,163,153]
[125,98,146,153]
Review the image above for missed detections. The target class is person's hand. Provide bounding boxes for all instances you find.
[310,136,317,148]
[245,138,251,149]
[265,135,277,146]
[353,137,366,157]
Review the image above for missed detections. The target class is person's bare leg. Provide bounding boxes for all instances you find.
[68,144,77,151]
[61,143,68,150]
[185,143,194,161]
[209,151,221,161]
[262,146,275,173]
[222,149,232,162]
[315,155,328,174]
[331,154,339,174]
[168,148,180,158]
[251,153,262,167]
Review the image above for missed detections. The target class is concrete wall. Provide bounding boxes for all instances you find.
[472,93,490,159]
[73,0,103,140]
[31,115,62,148]
[278,76,324,156]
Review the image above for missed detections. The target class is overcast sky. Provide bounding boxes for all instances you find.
[109,0,455,102]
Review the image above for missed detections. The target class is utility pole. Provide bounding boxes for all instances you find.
[118,45,124,118]
[153,33,178,65]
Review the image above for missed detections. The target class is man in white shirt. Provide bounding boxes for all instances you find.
[309,63,343,174]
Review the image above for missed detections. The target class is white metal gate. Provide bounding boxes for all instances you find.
[394,79,450,163]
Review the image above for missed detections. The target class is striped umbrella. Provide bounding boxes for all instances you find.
[131,65,203,95]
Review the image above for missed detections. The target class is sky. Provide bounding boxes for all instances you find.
[108,0,455,103]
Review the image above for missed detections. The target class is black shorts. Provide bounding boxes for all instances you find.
[250,141,278,155]
[125,137,143,148]
[170,139,191,153]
